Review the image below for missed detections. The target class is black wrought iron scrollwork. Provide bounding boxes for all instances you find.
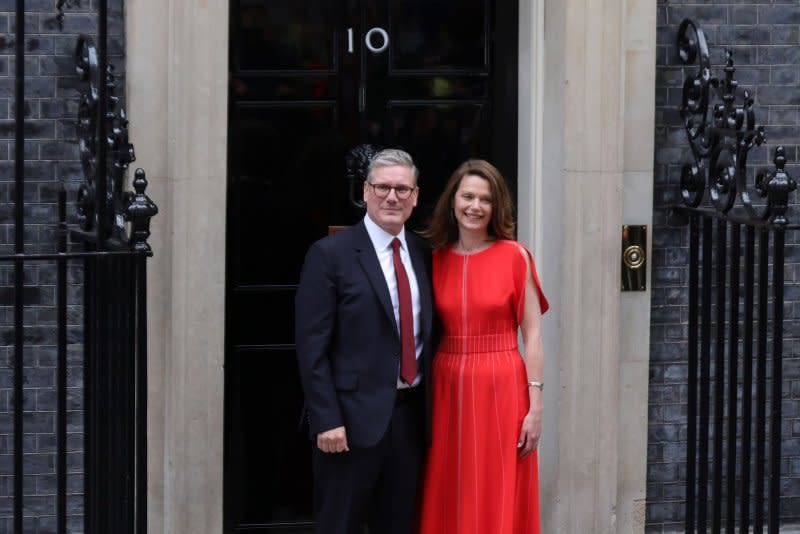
[677,19,793,225]
[75,36,99,195]
[677,19,712,160]
[69,33,157,248]
[74,35,132,237]
[76,182,95,230]
[346,144,378,209]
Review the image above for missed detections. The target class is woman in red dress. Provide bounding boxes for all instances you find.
[419,160,548,534]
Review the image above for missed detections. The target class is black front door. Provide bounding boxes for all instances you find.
[225,1,518,531]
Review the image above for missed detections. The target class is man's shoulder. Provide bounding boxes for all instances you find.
[309,223,365,253]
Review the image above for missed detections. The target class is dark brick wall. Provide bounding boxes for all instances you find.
[649,1,800,532]
[0,1,123,531]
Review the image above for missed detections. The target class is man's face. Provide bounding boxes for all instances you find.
[363,165,418,235]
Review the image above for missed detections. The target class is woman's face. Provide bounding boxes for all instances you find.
[453,174,493,235]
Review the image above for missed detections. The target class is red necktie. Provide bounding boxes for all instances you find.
[392,238,417,385]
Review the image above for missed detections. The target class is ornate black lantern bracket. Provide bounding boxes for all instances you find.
[677,19,793,225]
[345,144,378,209]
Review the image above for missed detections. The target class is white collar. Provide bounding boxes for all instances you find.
[364,214,408,252]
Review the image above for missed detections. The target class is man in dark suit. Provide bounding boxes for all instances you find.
[295,149,434,534]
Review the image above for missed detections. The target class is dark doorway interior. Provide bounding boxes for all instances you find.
[225,1,518,531]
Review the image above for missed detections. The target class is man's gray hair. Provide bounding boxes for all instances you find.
[367,149,419,183]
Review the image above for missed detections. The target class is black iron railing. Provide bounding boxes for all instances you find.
[5,1,157,532]
[676,19,796,534]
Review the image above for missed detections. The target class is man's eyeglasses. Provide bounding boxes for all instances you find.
[367,182,417,200]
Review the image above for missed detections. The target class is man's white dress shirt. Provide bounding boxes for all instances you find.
[363,214,423,388]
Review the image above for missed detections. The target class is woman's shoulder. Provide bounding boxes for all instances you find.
[493,239,531,259]
[490,241,537,276]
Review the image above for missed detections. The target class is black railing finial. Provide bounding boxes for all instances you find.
[756,146,796,226]
[123,169,158,253]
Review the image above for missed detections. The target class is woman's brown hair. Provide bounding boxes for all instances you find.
[423,159,516,248]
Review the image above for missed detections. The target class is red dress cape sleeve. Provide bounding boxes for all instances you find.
[513,241,549,322]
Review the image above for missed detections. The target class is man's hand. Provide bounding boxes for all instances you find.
[317,426,349,453]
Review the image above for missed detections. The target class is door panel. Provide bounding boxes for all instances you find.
[384,77,489,99]
[388,0,488,71]
[227,347,313,525]
[233,3,338,71]
[229,290,296,346]
[226,1,517,531]
[229,104,346,286]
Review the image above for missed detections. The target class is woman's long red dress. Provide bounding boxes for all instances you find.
[419,240,549,534]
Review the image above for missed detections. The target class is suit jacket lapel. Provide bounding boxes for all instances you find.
[353,222,399,334]
[408,236,433,342]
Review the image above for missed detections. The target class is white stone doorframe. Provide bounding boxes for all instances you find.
[520,0,656,532]
[127,0,655,532]
[127,0,229,532]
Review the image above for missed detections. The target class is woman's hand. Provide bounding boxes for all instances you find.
[517,405,542,458]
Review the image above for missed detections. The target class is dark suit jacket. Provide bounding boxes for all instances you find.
[295,220,434,448]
